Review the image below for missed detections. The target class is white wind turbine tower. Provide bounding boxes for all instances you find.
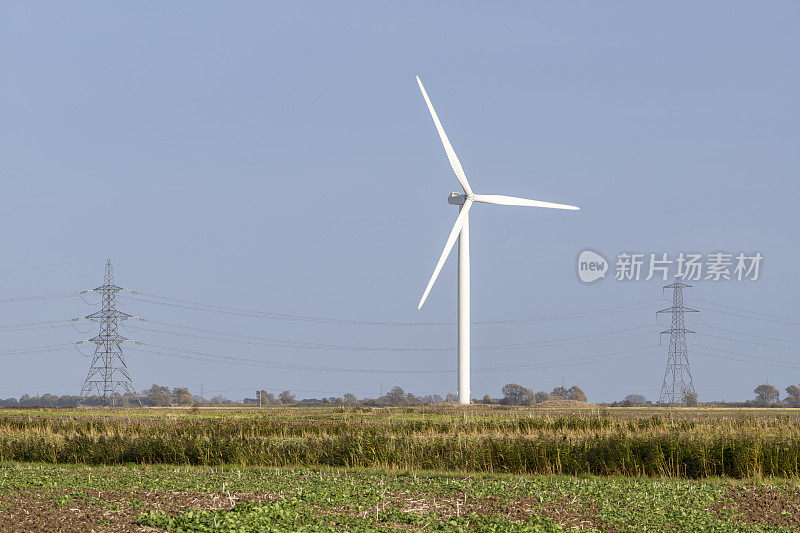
[415,76,580,405]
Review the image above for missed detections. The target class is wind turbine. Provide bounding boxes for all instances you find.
[415,76,580,405]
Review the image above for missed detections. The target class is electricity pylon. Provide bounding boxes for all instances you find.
[657,279,699,405]
[79,259,140,406]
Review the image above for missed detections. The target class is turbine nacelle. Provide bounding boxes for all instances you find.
[448,192,468,205]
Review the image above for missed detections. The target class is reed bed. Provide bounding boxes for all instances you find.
[2,406,800,478]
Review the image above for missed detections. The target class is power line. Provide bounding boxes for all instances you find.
[695,323,799,345]
[694,305,800,326]
[124,322,448,352]
[119,294,455,326]
[473,346,661,372]
[119,319,657,353]
[695,331,800,351]
[127,340,660,374]
[694,298,800,325]
[695,343,800,366]
[0,318,81,332]
[0,342,87,357]
[118,289,663,327]
[0,291,91,303]
[476,328,657,350]
[129,343,451,374]
[693,350,800,369]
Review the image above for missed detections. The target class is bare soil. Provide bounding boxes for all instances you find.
[0,489,277,532]
[377,490,614,531]
[709,485,800,528]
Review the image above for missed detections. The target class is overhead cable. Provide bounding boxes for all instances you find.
[694,351,800,369]
[127,341,660,374]
[120,319,657,353]
[695,343,800,366]
[0,341,89,357]
[695,305,800,326]
[694,298,800,325]
[0,291,91,303]
[695,323,798,345]
[695,331,800,351]
[118,289,663,326]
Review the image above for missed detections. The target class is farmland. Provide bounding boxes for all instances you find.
[2,405,800,531]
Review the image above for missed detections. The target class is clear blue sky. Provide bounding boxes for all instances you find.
[1,2,798,402]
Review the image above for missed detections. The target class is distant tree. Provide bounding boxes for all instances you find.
[39,393,58,407]
[786,385,800,408]
[56,395,79,407]
[146,384,171,407]
[123,392,141,406]
[567,386,588,403]
[550,386,568,400]
[173,387,194,406]
[279,390,296,404]
[384,386,408,406]
[343,393,358,404]
[18,394,36,407]
[534,391,552,404]
[501,384,534,406]
[111,392,130,407]
[258,391,276,406]
[754,384,779,406]
[682,390,699,407]
[624,394,647,406]
[82,395,103,407]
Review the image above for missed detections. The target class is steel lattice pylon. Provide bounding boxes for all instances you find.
[79,259,140,406]
[657,279,699,405]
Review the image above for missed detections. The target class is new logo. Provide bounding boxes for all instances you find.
[578,250,608,283]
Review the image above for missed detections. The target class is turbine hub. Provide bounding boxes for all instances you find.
[448,192,468,205]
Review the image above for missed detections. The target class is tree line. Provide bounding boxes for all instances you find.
[247,387,450,407]
[4,382,800,407]
[0,384,582,407]
[477,384,588,406]
[603,385,800,407]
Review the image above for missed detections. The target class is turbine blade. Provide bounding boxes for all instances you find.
[416,76,473,195]
[418,199,473,309]
[473,194,580,211]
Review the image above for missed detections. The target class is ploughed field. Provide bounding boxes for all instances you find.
[2,406,800,531]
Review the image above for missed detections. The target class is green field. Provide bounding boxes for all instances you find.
[2,405,800,531]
